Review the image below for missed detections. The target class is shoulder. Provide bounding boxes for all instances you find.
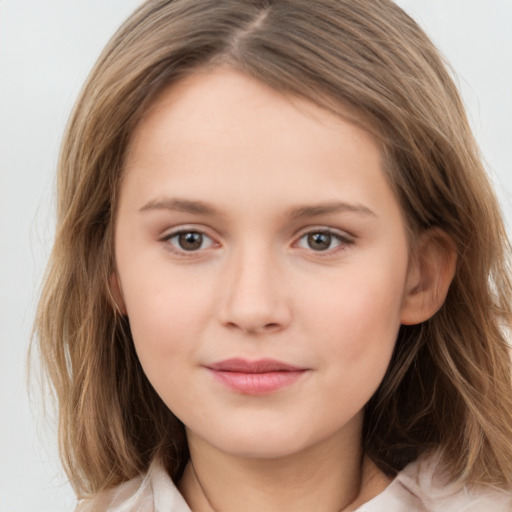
[75,460,191,512]
[394,453,512,512]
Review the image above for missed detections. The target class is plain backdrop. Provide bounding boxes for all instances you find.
[0,1,511,511]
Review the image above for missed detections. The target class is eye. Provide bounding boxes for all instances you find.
[164,230,216,252]
[296,230,351,252]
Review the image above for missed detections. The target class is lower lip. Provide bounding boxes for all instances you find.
[209,369,307,395]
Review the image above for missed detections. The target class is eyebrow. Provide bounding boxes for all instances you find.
[288,201,376,219]
[139,197,376,219]
[139,198,218,215]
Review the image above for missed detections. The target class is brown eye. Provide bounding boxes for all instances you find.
[307,232,333,251]
[178,232,203,250]
[165,230,215,253]
[296,229,351,253]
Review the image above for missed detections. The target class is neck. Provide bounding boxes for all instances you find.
[178,420,391,512]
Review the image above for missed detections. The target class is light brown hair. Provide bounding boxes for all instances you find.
[36,0,512,498]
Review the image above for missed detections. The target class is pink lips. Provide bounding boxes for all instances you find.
[206,358,307,395]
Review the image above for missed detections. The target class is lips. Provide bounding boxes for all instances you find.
[205,358,308,395]
[207,358,304,373]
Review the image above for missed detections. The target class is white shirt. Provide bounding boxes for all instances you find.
[80,455,512,511]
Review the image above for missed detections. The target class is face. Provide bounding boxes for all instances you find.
[114,68,414,460]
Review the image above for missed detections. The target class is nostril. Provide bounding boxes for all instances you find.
[225,321,282,334]
[260,322,283,334]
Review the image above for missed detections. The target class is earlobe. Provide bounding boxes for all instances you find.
[109,272,128,315]
[400,228,457,326]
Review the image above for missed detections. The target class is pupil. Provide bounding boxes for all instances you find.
[308,232,331,251]
[179,232,202,250]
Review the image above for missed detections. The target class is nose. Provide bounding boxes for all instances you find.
[217,245,292,335]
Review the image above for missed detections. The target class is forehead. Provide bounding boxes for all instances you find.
[129,66,377,154]
[121,67,402,226]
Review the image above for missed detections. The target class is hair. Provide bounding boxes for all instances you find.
[35,0,512,499]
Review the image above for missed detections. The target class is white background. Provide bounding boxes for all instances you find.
[0,1,511,511]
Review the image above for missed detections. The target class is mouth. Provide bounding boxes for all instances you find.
[205,358,309,395]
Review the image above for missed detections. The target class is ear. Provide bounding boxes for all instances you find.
[400,228,457,326]
[109,271,127,315]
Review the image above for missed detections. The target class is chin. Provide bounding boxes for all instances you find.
[191,419,339,461]
[218,434,309,460]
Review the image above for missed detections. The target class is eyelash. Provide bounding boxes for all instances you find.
[160,228,217,256]
[160,227,354,257]
[294,229,354,254]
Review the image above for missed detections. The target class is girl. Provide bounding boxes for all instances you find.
[36,0,512,510]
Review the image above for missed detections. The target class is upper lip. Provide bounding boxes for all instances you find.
[206,358,306,373]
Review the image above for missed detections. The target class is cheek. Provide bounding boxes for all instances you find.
[304,257,407,368]
[310,273,405,418]
[120,268,214,371]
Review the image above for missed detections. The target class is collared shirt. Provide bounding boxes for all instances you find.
[78,455,512,511]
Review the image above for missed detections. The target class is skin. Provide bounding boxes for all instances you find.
[113,67,455,511]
